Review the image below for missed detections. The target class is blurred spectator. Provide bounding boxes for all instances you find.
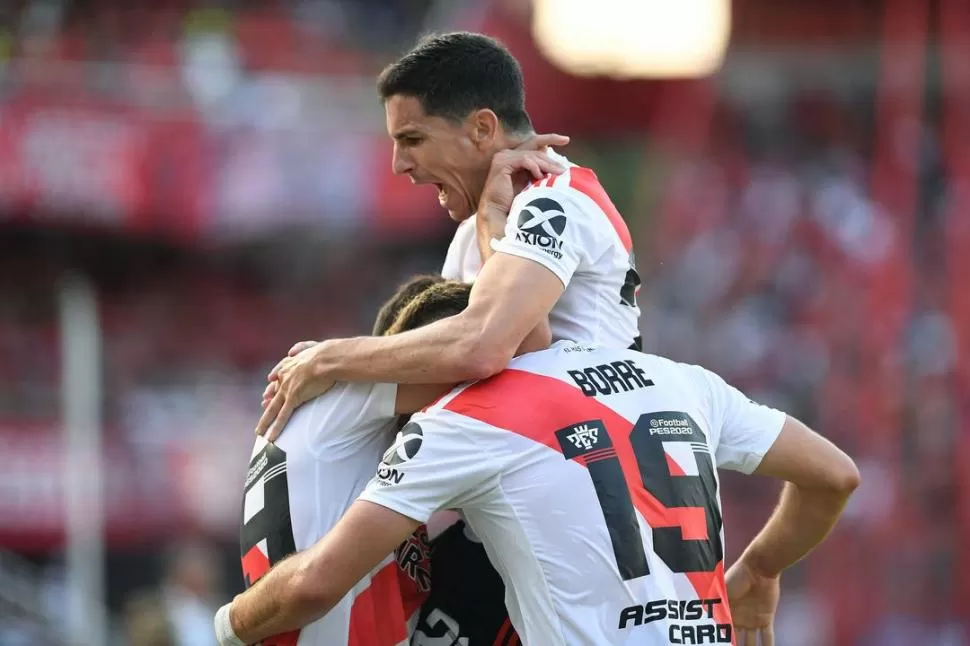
[178,7,241,115]
[122,592,176,646]
[161,541,221,646]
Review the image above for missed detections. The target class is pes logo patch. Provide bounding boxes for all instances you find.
[515,197,566,258]
[555,419,612,460]
[566,422,599,451]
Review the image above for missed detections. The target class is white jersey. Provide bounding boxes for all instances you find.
[441,151,642,349]
[360,341,786,645]
[239,382,413,646]
[440,216,481,284]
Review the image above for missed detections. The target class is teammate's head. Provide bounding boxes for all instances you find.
[387,280,472,335]
[386,280,472,427]
[373,274,447,336]
[378,32,534,222]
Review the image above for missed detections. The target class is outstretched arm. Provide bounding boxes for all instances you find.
[219,411,492,645]
[256,144,570,438]
[215,501,419,645]
[257,252,562,437]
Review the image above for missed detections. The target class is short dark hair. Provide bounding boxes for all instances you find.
[387,280,472,335]
[373,274,446,336]
[377,32,533,134]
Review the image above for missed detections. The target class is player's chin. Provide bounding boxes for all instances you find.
[446,205,474,222]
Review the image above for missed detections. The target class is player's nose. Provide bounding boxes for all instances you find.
[391,145,414,176]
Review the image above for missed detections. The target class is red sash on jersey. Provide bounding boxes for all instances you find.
[348,561,409,646]
[444,369,734,631]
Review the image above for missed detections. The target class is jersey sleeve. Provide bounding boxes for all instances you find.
[492,185,607,288]
[303,381,398,453]
[357,412,495,523]
[690,365,786,474]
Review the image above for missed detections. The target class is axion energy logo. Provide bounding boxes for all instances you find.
[515,198,566,258]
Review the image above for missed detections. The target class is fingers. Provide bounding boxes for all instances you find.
[496,150,565,177]
[261,382,278,409]
[288,340,318,357]
[742,628,758,646]
[265,400,296,443]
[268,357,288,381]
[514,133,570,150]
[534,153,565,175]
[523,157,544,180]
[761,626,774,646]
[255,389,285,437]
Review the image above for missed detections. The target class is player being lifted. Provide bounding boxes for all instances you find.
[255,31,645,646]
[219,278,860,646]
[223,277,541,646]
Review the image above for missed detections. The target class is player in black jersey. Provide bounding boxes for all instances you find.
[411,521,516,645]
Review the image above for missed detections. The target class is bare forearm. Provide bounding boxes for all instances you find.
[302,253,560,387]
[519,319,552,354]
[230,557,326,643]
[316,313,499,385]
[741,483,851,577]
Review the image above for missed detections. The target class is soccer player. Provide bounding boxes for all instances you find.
[257,30,641,439]
[221,288,859,646]
[220,277,484,646]
[255,31,642,645]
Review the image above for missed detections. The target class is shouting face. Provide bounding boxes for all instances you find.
[384,94,496,222]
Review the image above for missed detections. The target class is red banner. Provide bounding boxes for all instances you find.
[0,104,148,221]
[0,422,256,552]
[0,97,445,240]
[0,425,180,551]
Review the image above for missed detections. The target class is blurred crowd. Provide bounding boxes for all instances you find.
[2,94,965,646]
[2,0,436,66]
[641,96,966,645]
[0,1,967,646]
[0,0,451,127]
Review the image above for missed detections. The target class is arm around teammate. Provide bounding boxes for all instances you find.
[256,154,595,440]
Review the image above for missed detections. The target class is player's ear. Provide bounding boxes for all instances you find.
[468,108,500,150]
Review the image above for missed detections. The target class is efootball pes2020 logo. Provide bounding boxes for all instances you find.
[377,422,423,485]
[515,197,566,259]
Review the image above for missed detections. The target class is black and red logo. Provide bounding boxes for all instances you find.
[515,198,566,257]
